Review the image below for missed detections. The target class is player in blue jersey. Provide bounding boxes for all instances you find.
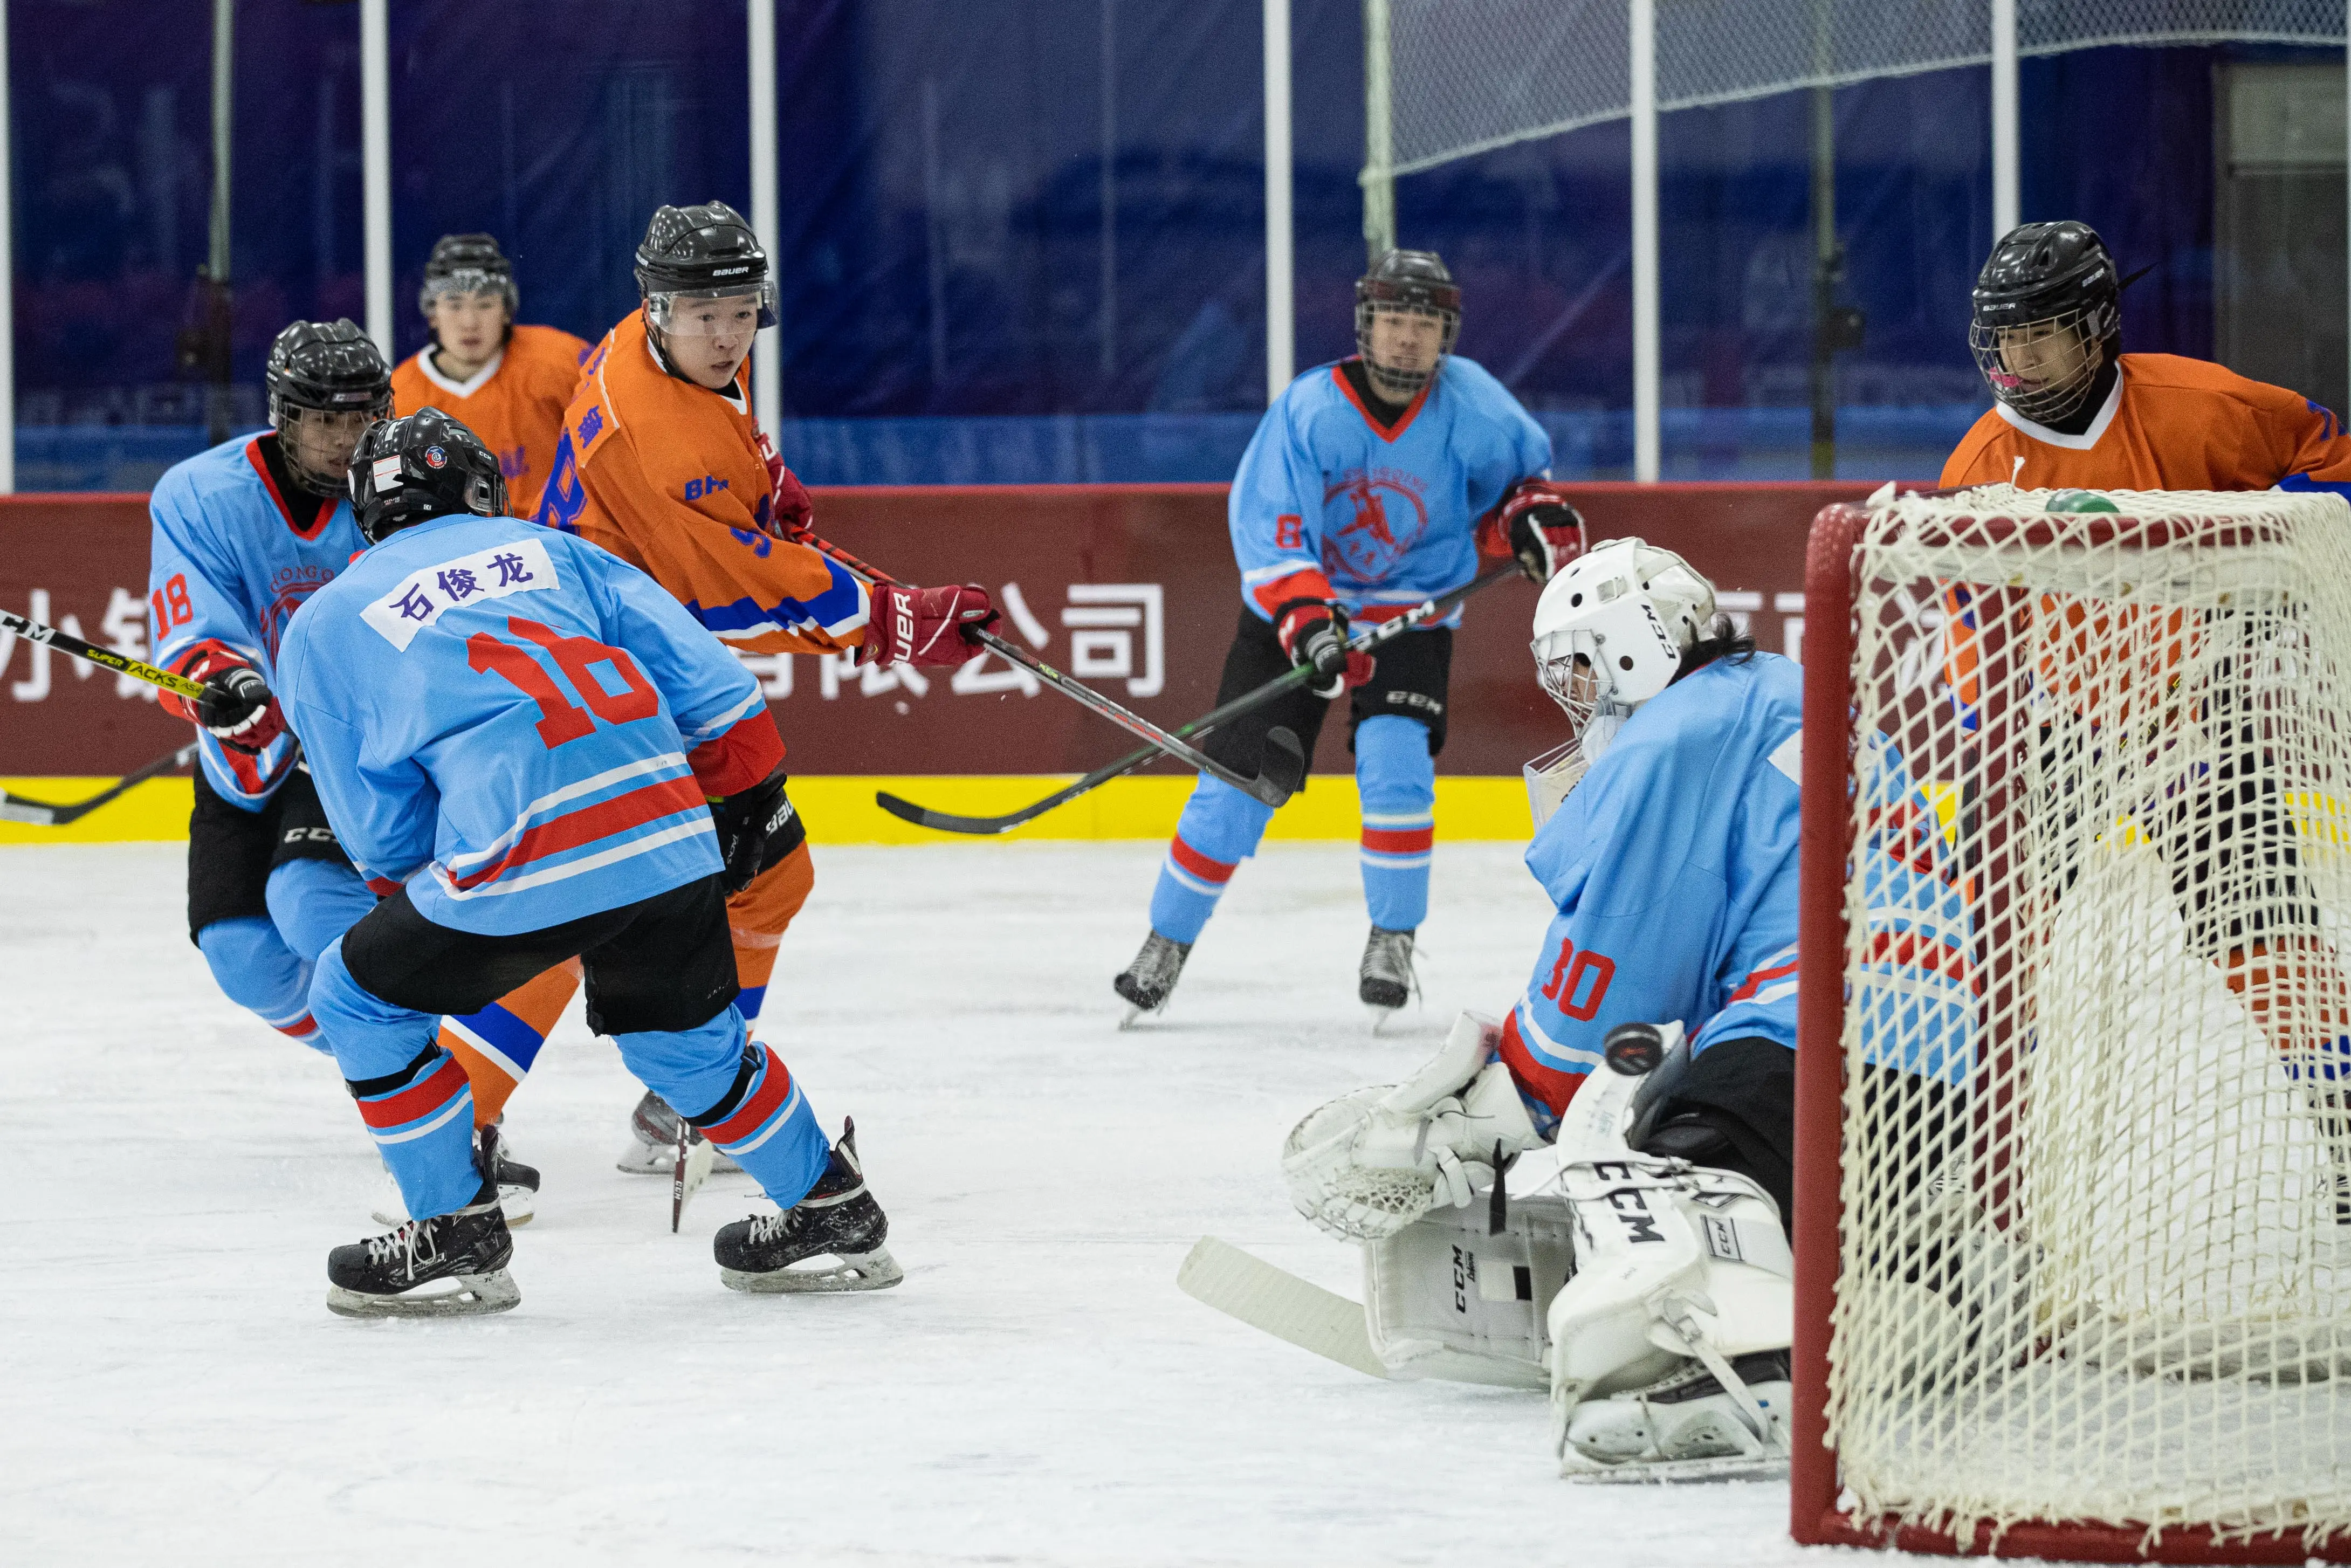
[148,320,540,1221]
[1282,539,1972,1471]
[1113,249,1583,1026]
[273,409,908,1316]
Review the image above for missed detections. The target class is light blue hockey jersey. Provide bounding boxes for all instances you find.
[1498,652,1974,1133]
[147,434,367,806]
[275,512,764,937]
[1228,356,1550,625]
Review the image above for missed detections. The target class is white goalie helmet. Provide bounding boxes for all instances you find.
[1530,537,1716,740]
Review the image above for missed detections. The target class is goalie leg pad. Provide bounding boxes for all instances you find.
[1362,1188,1576,1388]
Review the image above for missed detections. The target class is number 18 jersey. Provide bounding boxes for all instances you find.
[275,513,765,937]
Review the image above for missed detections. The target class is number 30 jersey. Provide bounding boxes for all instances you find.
[276,513,773,937]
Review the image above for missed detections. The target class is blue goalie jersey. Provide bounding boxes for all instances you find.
[275,513,767,937]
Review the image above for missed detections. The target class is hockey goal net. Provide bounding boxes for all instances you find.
[1792,485,2351,1562]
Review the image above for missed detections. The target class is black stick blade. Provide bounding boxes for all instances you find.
[1251,726,1308,807]
[873,789,1020,836]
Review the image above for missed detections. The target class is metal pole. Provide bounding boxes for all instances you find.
[0,0,15,493]
[206,0,234,445]
[1991,0,2018,238]
[1809,85,1837,479]
[748,0,780,431]
[1265,0,1293,398]
[1361,0,1394,262]
[360,0,391,361]
[1631,0,1659,483]
[1101,0,1117,380]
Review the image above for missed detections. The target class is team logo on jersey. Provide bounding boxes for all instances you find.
[423,446,448,469]
[1322,470,1429,582]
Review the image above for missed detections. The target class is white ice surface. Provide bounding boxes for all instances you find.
[2,842,1861,1566]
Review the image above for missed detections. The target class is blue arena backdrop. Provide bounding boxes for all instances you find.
[4,0,2316,490]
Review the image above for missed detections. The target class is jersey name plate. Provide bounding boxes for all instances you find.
[362,537,559,652]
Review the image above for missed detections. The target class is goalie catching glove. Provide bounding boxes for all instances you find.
[1476,478,1587,585]
[1282,1010,1543,1241]
[1271,600,1376,700]
[861,582,999,669]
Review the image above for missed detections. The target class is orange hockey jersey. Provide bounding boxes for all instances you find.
[533,308,868,658]
[391,322,589,518]
[1940,352,2351,494]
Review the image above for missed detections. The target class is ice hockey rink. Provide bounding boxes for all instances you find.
[0,838,1831,1566]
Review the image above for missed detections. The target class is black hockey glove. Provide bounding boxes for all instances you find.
[710,771,795,895]
[196,664,288,755]
[1272,600,1373,700]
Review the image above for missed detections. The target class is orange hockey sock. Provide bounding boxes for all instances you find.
[438,960,583,1127]
[728,841,814,1025]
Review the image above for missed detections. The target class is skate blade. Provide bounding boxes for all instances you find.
[1365,1003,1403,1035]
[720,1246,904,1295]
[326,1269,521,1319]
[1560,1449,1788,1484]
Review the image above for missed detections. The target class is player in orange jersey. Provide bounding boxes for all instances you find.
[389,234,590,518]
[1944,222,2351,1215]
[1943,221,2351,493]
[533,200,994,1177]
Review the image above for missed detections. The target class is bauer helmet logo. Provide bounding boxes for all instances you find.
[423,446,448,470]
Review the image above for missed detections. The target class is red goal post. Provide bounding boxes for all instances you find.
[1791,489,2351,1563]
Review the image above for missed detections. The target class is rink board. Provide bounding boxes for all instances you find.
[0,772,1537,845]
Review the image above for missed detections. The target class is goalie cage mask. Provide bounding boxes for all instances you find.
[1529,538,1715,744]
[347,407,508,545]
[1968,220,2121,428]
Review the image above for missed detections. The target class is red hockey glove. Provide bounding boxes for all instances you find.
[196,662,287,755]
[1476,479,1587,584]
[755,432,814,540]
[861,582,999,668]
[1273,600,1375,699]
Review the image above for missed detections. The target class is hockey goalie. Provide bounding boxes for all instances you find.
[1278,539,1972,1478]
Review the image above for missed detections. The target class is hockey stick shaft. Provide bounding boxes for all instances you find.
[784,526,1302,806]
[0,608,206,700]
[0,739,200,827]
[876,563,1521,835]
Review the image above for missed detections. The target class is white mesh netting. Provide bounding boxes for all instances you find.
[1823,485,2351,1551]
[1381,0,2345,178]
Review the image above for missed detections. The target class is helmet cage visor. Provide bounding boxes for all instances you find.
[419,267,517,315]
[1533,628,1607,741]
[1969,299,2113,425]
[645,278,778,335]
[1353,297,1460,398]
[274,397,390,494]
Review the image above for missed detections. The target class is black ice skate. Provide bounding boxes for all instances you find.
[1114,931,1192,1027]
[714,1118,902,1294]
[326,1179,519,1319]
[617,1088,742,1177]
[1359,925,1419,1024]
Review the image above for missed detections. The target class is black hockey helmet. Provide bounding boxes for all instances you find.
[1355,249,1460,400]
[1968,221,2121,425]
[634,201,776,332]
[419,232,519,318]
[266,319,393,495]
[346,407,508,545]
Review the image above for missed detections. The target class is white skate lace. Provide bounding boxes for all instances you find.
[364,1218,445,1282]
[745,1210,796,1246]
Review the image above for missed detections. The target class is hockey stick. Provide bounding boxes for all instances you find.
[0,740,200,827]
[782,525,1306,807]
[876,563,1522,836]
[1174,1236,1392,1380]
[0,607,208,700]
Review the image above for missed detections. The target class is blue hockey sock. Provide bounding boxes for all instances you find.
[311,938,480,1220]
[1356,715,1435,932]
[197,916,324,1047]
[264,857,379,965]
[620,1018,830,1208]
[1147,775,1277,945]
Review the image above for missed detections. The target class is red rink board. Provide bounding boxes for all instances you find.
[0,482,1871,777]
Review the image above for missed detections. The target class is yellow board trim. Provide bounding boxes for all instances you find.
[0,774,1538,847]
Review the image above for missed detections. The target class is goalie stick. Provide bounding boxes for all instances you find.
[875,563,1522,836]
[781,525,1307,808]
[1176,1235,1392,1380]
[0,740,200,827]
